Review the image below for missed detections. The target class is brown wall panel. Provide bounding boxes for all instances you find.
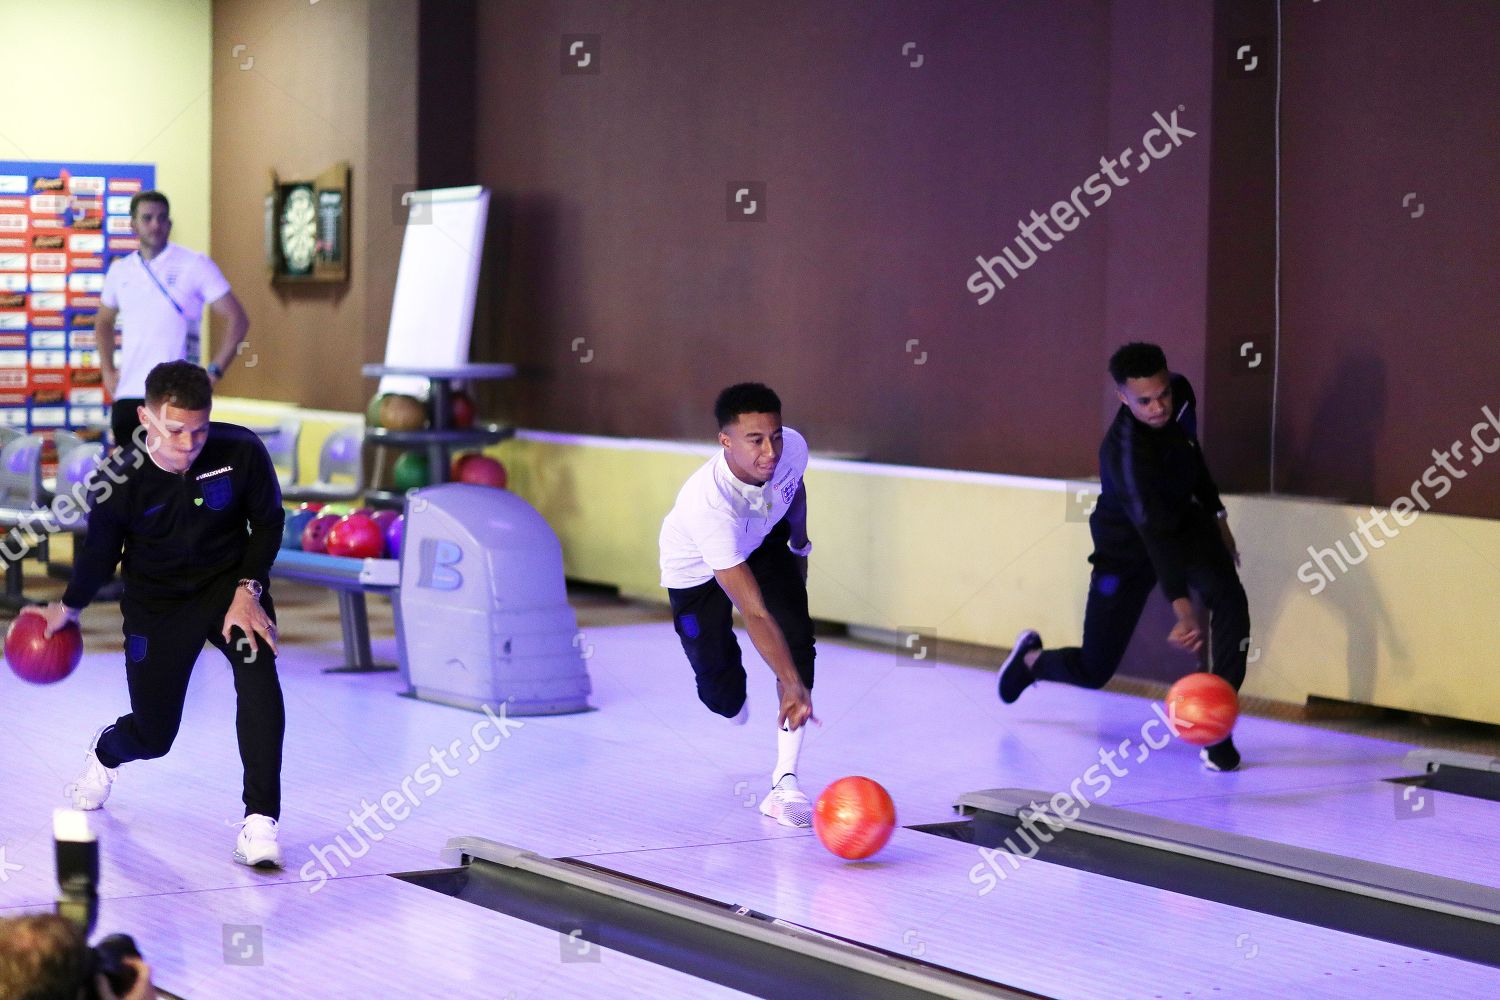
[475,1,1152,477]
[1277,2,1500,518]
[212,0,417,413]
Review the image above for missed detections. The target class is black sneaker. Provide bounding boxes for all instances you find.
[998,630,1042,704]
[1201,736,1241,772]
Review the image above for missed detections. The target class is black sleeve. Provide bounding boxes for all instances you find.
[1190,442,1225,516]
[1172,375,1225,515]
[234,435,285,586]
[1101,426,1193,602]
[61,468,130,610]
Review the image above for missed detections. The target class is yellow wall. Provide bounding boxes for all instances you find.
[1,0,212,253]
[243,416,1500,725]
[489,431,1500,726]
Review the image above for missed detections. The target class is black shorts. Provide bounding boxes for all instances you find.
[666,519,815,718]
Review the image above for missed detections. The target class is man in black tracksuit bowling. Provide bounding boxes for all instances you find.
[32,360,288,865]
[997,342,1251,771]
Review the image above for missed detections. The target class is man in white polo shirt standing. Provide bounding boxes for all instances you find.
[660,383,818,827]
[96,191,249,448]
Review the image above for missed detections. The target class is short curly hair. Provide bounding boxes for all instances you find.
[144,360,213,411]
[1107,343,1168,385]
[714,383,781,429]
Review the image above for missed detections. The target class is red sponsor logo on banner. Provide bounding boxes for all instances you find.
[30,314,65,328]
[0,237,25,251]
[0,334,26,349]
[30,372,67,387]
[69,255,104,271]
[108,178,143,194]
[29,252,67,272]
[0,369,26,391]
[71,295,102,311]
[108,236,140,252]
[0,198,25,210]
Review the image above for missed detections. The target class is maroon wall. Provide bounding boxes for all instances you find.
[474,0,1144,480]
[458,1,1497,518]
[1275,2,1500,518]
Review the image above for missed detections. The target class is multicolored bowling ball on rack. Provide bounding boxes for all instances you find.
[384,514,405,560]
[449,390,476,430]
[392,452,430,491]
[325,512,386,559]
[452,453,507,489]
[378,394,428,431]
[282,507,317,549]
[300,512,341,554]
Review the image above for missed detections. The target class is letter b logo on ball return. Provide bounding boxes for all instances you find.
[417,539,464,591]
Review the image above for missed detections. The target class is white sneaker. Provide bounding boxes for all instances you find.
[234,814,283,868]
[759,784,812,828]
[64,728,117,810]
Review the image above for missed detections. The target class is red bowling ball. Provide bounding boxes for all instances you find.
[325,512,386,559]
[452,453,507,489]
[449,391,476,430]
[814,776,897,861]
[6,612,84,685]
[1165,672,1239,746]
[300,512,340,554]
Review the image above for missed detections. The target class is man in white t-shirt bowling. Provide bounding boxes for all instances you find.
[96,191,249,448]
[659,383,818,827]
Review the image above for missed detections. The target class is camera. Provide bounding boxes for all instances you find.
[54,809,143,998]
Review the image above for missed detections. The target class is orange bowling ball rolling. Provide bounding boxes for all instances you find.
[6,613,84,684]
[813,776,897,860]
[1165,672,1239,746]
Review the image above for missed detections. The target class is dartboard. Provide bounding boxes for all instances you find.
[279,186,317,274]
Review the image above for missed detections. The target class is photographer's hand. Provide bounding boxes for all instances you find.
[96,957,154,1000]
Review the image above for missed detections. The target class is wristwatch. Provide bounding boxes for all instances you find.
[207,362,225,379]
[237,578,263,599]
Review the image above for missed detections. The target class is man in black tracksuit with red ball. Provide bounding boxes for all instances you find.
[29,360,288,865]
[997,342,1251,771]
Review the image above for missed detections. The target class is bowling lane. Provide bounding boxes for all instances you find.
[587,829,1500,1000]
[1122,780,1500,890]
[94,871,761,1000]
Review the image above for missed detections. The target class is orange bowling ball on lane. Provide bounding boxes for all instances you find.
[813,776,897,860]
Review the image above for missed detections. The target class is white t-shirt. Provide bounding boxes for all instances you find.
[659,426,809,589]
[101,243,232,398]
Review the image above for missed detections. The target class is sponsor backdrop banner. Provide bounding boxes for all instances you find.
[0,160,154,470]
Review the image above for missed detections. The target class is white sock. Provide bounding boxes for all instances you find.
[772,722,804,789]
